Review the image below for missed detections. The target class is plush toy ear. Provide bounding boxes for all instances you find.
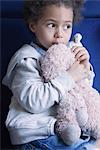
[67,33,83,49]
[73,33,82,44]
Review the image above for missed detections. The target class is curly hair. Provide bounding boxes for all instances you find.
[24,0,84,24]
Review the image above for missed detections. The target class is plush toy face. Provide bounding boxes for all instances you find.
[41,43,76,81]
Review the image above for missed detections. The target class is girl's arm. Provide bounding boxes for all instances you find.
[11,57,75,113]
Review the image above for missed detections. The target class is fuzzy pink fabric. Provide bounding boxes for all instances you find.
[40,43,100,139]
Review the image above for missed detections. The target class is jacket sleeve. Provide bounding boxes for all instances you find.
[11,57,75,113]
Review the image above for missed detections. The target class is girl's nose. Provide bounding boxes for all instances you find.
[54,27,63,39]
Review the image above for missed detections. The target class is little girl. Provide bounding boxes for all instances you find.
[3,0,96,149]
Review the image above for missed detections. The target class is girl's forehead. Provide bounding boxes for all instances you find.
[41,5,73,22]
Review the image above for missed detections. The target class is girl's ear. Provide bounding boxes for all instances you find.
[29,22,36,33]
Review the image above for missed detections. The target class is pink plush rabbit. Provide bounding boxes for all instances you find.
[40,33,100,145]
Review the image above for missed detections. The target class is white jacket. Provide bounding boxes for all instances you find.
[2,43,95,145]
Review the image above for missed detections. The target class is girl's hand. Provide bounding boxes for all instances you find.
[68,61,85,82]
[71,46,91,71]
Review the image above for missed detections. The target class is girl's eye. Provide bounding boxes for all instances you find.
[63,24,71,30]
[47,23,55,28]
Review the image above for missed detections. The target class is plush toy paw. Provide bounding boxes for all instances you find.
[61,124,81,145]
[76,107,88,127]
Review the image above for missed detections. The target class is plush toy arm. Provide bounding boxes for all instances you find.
[55,96,81,145]
[56,101,79,132]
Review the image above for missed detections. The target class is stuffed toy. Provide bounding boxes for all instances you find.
[40,33,100,145]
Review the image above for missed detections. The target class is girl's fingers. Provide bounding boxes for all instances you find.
[71,46,83,54]
[75,51,86,60]
[71,46,90,61]
[71,46,78,52]
[78,54,88,62]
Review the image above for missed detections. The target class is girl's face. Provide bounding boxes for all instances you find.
[29,5,73,49]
